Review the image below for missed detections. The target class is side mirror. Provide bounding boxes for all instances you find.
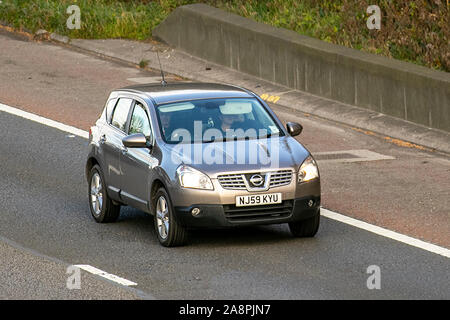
[122,133,148,148]
[286,122,303,137]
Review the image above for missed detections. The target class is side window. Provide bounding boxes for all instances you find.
[111,98,132,132]
[105,98,118,123]
[129,101,152,139]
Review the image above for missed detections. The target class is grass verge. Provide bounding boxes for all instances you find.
[0,0,448,71]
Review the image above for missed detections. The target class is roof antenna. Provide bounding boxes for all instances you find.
[156,51,167,86]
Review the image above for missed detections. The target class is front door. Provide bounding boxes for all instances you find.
[119,100,157,213]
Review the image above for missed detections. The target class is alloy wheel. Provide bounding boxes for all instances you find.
[90,172,103,216]
[156,196,170,239]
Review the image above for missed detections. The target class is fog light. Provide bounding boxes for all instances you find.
[191,207,201,217]
[308,200,314,207]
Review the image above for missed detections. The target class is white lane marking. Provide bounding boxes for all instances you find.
[127,76,179,84]
[314,149,395,163]
[321,208,450,258]
[74,265,137,287]
[127,76,162,83]
[1,102,448,257]
[0,103,89,139]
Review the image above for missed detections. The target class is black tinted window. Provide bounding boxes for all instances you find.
[111,98,132,131]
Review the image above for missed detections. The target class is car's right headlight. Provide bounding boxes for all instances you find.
[298,156,319,183]
[176,165,214,190]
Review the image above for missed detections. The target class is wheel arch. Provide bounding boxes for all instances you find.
[85,156,100,182]
[150,179,167,213]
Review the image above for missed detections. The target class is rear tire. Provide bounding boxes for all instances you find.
[153,187,187,247]
[289,212,320,237]
[88,165,120,223]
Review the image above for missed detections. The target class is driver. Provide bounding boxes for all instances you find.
[220,113,244,132]
[159,112,172,139]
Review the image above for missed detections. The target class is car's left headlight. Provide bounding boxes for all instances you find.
[176,165,214,190]
[298,156,319,183]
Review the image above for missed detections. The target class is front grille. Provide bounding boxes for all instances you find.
[217,174,246,190]
[269,170,292,188]
[218,170,293,190]
[223,200,294,222]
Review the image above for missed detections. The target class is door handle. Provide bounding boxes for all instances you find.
[100,135,106,143]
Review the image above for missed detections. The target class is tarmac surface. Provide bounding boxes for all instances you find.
[0,31,449,299]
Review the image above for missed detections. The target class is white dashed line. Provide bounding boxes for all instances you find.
[127,76,179,84]
[74,265,137,287]
[314,149,395,163]
[127,76,162,84]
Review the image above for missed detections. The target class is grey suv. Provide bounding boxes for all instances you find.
[86,82,320,247]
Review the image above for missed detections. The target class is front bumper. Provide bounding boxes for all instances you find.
[174,196,320,228]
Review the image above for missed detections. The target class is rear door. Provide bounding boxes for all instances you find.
[119,99,158,212]
[101,97,133,200]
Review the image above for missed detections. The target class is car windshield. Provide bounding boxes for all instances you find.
[155,98,284,144]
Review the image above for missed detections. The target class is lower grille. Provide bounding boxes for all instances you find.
[223,200,294,222]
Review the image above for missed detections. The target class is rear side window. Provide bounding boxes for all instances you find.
[105,98,118,123]
[111,98,132,132]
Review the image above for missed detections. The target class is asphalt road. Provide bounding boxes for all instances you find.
[1,111,449,299]
[0,31,449,299]
[1,31,449,247]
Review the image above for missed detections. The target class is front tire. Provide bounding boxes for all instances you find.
[88,165,120,223]
[153,187,187,247]
[289,212,320,237]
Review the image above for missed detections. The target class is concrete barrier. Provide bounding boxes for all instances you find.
[153,4,450,133]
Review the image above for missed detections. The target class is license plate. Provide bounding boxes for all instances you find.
[236,193,282,207]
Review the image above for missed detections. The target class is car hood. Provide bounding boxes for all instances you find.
[161,136,310,177]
